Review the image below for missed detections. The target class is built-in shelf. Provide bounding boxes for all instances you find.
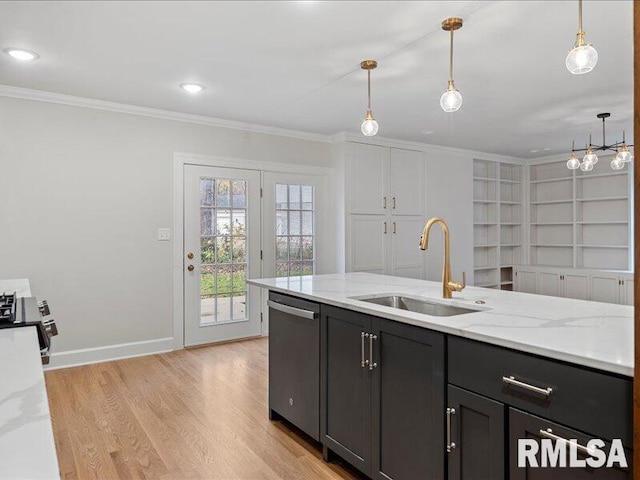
[576,244,629,249]
[527,159,631,272]
[576,196,629,202]
[473,159,523,289]
[530,244,574,247]
[575,171,627,180]
[530,199,573,205]
[529,177,573,184]
[531,222,573,226]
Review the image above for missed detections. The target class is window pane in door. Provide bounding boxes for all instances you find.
[199,177,249,325]
[275,183,315,277]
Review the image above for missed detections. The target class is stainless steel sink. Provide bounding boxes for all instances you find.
[356,295,479,317]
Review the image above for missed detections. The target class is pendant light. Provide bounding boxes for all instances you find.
[567,142,580,169]
[440,17,463,113]
[566,0,598,74]
[360,60,379,136]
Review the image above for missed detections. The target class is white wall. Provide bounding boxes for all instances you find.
[425,152,475,285]
[0,96,332,363]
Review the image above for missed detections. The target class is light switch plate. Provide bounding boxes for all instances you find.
[157,228,171,241]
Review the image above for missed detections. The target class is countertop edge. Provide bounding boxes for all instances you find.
[250,279,633,378]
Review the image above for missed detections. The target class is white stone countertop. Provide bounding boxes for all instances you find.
[248,272,634,377]
[0,327,60,479]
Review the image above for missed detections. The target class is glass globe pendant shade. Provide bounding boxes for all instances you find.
[617,146,633,163]
[566,43,598,74]
[567,153,580,170]
[361,110,379,137]
[440,87,463,113]
[579,160,594,172]
[583,149,598,165]
[610,157,625,170]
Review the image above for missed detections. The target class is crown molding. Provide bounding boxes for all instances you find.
[330,131,526,164]
[0,84,332,144]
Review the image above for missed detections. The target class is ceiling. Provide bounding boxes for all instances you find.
[0,1,633,158]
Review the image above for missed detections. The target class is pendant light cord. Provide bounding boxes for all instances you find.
[449,29,454,83]
[367,68,371,110]
[578,0,583,32]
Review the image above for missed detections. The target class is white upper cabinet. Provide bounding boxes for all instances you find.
[347,143,388,215]
[347,143,425,216]
[389,148,425,216]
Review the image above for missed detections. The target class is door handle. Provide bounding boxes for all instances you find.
[361,332,369,368]
[392,197,396,209]
[383,196,387,209]
[187,265,195,272]
[392,222,396,234]
[384,222,387,234]
[446,408,456,452]
[369,334,377,370]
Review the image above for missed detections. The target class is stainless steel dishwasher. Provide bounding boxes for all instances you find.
[268,291,320,441]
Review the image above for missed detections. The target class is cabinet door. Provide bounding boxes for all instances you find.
[348,215,388,274]
[371,318,445,480]
[389,216,425,279]
[623,277,634,306]
[509,408,632,479]
[448,385,505,480]
[321,306,372,476]
[348,143,388,214]
[562,273,589,300]
[515,268,537,294]
[389,148,424,216]
[537,271,561,297]
[590,274,621,304]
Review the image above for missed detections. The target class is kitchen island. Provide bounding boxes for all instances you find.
[249,272,633,479]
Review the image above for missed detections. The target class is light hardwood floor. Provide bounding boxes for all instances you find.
[45,338,364,480]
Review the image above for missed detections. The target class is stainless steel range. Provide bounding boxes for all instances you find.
[0,292,58,364]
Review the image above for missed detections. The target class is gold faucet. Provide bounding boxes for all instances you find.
[419,217,466,299]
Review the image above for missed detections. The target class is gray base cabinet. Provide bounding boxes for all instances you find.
[321,305,445,479]
[268,292,321,441]
[509,408,632,479]
[447,385,505,480]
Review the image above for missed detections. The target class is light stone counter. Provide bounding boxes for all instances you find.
[0,327,60,479]
[248,272,633,377]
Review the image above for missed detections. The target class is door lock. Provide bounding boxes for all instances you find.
[187,252,194,259]
[187,265,195,272]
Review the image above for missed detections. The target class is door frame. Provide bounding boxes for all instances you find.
[173,152,333,349]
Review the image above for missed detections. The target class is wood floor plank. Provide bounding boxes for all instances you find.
[46,338,364,479]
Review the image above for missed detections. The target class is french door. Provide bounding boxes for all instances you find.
[183,165,261,346]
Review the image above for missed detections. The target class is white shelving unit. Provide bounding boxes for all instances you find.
[473,160,523,290]
[528,159,631,271]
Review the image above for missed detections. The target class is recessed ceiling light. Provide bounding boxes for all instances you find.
[421,130,434,135]
[4,48,39,61]
[180,83,205,94]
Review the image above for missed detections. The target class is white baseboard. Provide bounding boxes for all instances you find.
[44,337,175,371]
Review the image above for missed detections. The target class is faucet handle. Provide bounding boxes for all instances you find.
[448,272,466,293]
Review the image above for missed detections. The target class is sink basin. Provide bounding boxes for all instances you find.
[356,295,479,317]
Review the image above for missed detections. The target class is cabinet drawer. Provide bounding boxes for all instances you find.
[448,337,632,447]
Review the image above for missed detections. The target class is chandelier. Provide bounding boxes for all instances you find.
[566,113,634,171]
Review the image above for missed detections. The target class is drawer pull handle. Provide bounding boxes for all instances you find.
[539,428,595,456]
[502,376,553,397]
[446,408,456,452]
[361,332,369,368]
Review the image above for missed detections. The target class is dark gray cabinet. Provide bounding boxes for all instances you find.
[322,305,372,473]
[268,292,321,441]
[509,408,632,479]
[321,305,445,479]
[447,385,505,480]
